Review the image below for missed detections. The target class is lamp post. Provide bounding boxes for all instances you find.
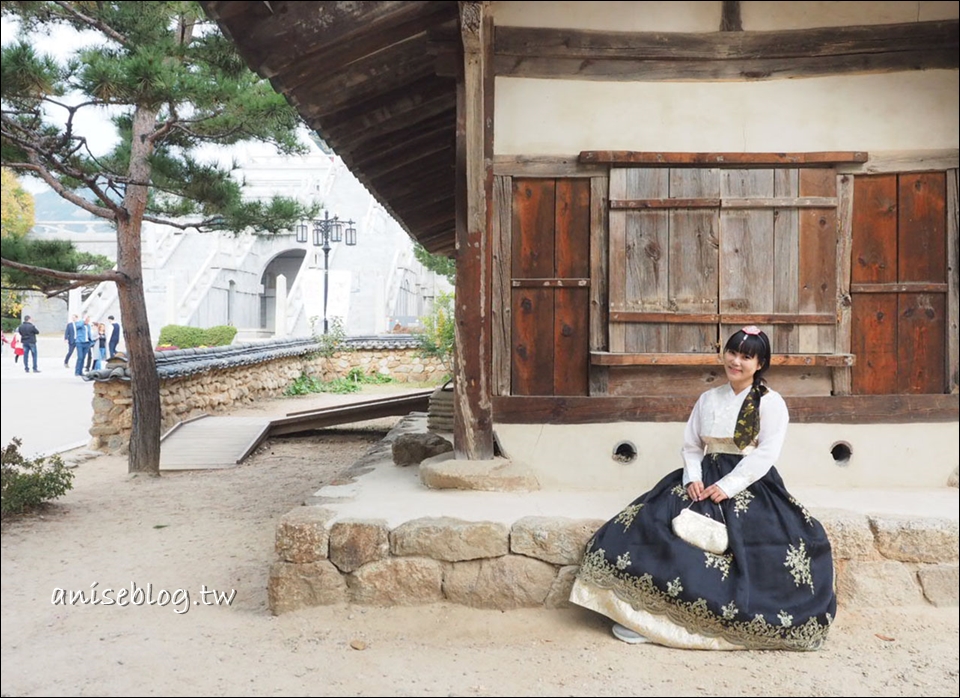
[296,210,357,334]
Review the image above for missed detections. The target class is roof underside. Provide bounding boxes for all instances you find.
[200,1,461,256]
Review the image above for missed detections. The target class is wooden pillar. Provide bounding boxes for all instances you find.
[453,1,494,459]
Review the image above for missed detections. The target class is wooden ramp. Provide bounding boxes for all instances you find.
[268,389,433,436]
[159,389,433,470]
[159,416,271,471]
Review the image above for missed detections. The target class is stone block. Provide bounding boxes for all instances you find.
[870,516,959,563]
[442,555,558,610]
[510,517,606,565]
[816,509,880,561]
[391,432,453,467]
[275,506,336,563]
[420,456,540,492]
[347,557,443,606]
[918,564,959,607]
[544,565,579,609]
[267,560,347,614]
[835,560,924,608]
[390,517,509,561]
[328,519,390,573]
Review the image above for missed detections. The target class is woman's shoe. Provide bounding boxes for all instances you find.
[612,623,649,644]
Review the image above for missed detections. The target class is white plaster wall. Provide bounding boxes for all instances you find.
[494,421,960,491]
[493,1,958,156]
[495,71,959,155]
[493,1,723,31]
[492,1,959,30]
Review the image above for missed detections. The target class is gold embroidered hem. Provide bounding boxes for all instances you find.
[570,578,744,650]
[573,546,831,651]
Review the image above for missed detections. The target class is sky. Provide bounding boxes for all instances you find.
[1,14,320,194]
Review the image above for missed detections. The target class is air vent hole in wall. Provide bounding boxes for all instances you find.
[830,441,853,466]
[613,441,638,464]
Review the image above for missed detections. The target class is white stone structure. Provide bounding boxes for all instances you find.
[21,146,453,344]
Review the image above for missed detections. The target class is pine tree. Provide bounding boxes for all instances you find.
[1,1,316,475]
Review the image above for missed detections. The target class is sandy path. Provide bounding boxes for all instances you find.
[2,389,957,697]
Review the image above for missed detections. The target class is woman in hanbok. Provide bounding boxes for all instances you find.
[570,327,836,651]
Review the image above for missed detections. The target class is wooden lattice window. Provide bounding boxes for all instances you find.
[607,166,841,356]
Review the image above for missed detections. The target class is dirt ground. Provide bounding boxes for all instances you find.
[1,387,958,697]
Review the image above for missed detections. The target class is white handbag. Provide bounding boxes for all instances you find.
[672,500,729,554]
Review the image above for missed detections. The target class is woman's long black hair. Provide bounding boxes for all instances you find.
[723,328,772,449]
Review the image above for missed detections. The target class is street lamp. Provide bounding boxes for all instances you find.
[305,210,357,334]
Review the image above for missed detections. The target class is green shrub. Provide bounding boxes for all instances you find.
[1,317,20,333]
[157,324,237,349]
[309,316,347,358]
[284,367,393,397]
[204,324,238,346]
[414,290,455,375]
[1,438,75,517]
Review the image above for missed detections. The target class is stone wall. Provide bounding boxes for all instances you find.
[88,338,445,453]
[266,428,959,614]
[269,503,959,614]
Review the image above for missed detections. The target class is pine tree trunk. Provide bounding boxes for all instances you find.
[120,106,162,475]
[116,268,161,475]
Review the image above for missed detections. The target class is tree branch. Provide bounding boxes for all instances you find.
[0,257,125,284]
[51,0,130,47]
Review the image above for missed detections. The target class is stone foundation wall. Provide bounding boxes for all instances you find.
[267,433,959,614]
[268,504,959,614]
[89,346,445,453]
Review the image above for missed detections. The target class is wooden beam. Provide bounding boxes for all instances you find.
[453,1,494,459]
[610,196,838,209]
[720,1,742,32]
[293,41,438,119]
[494,21,959,81]
[274,2,459,88]
[948,168,959,394]
[493,155,607,177]
[511,278,590,288]
[336,93,457,148]
[834,173,855,395]
[581,151,868,166]
[492,394,959,424]
[609,312,837,324]
[590,352,855,367]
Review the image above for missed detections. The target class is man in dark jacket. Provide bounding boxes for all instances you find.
[64,314,78,367]
[16,315,40,373]
[108,315,121,358]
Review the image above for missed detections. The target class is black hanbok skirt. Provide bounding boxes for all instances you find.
[570,452,836,650]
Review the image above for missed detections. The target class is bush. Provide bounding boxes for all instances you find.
[1,317,20,333]
[157,324,237,349]
[414,290,455,375]
[204,324,239,347]
[284,367,393,397]
[1,438,75,517]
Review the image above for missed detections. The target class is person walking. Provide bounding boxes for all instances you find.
[74,315,93,376]
[11,331,24,364]
[107,315,121,358]
[16,315,41,373]
[94,322,108,370]
[64,314,79,367]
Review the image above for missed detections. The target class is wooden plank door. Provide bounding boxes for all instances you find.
[510,178,591,396]
[851,172,948,394]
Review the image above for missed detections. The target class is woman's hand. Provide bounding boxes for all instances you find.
[686,481,704,501]
[700,483,729,503]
